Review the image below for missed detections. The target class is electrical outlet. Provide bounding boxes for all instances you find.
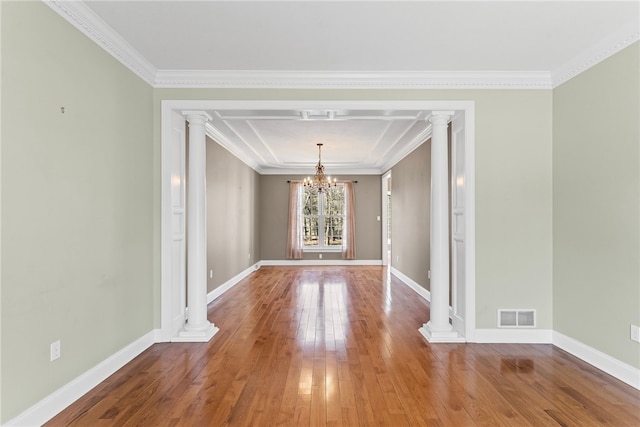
[50,340,61,361]
[631,324,640,343]
[319,254,323,259]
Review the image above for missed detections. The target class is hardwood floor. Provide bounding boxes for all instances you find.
[46,266,640,426]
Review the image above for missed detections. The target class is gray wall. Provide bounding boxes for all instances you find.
[390,141,431,289]
[1,2,154,421]
[206,138,261,291]
[259,175,382,260]
[553,42,640,369]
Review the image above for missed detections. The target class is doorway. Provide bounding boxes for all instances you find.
[160,100,476,342]
[382,171,392,266]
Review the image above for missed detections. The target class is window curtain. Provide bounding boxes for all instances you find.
[342,181,356,260]
[286,181,303,260]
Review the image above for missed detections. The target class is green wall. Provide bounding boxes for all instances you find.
[1,2,154,421]
[153,89,554,332]
[6,0,638,421]
[553,42,640,369]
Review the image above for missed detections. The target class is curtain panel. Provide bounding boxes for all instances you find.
[342,181,357,260]
[286,181,304,259]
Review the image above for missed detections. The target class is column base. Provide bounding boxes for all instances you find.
[419,322,466,343]
[172,321,219,343]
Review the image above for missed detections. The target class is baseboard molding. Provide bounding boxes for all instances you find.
[260,259,382,266]
[207,262,261,304]
[552,331,640,390]
[389,266,431,301]
[474,328,553,343]
[4,329,159,427]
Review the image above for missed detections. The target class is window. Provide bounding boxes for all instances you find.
[301,184,345,250]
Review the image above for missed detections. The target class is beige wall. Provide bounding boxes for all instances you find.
[1,2,154,422]
[553,42,640,368]
[390,141,431,288]
[206,137,261,291]
[259,175,381,260]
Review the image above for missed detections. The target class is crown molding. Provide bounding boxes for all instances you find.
[551,22,640,88]
[205,123,262,173]
[154,70,553,90]
[43,0,157,85]
[259,166,383,175]
[45,1,637,90]
[379,124,433,173]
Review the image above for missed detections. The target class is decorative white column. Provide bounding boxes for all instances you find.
[419,111,464,343]
[176,111,219,342]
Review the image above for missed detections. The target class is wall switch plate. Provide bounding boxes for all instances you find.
[631,324,640,343]
[428,270,431,279]
[50,340,61,361]
[319,254,323,259]
[209,270,213,279]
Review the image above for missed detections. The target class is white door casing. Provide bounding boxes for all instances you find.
[381,171,392,266]
[160,109,187,341]
[450,111,466,337]
[160,100,476,342]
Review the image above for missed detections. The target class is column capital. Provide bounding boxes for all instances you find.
[429,111,454,125]
[181,110,212,124]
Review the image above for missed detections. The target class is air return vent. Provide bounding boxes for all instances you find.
[498,309,536,328]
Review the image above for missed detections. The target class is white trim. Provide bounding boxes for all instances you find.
[4,330,159,427]
[381,171,391,266]
[379,125,432,174]
[551,23,639,88]
[207,263,261,304]
[154,70,553,90]
[43,0,156,85]
[43,2,637,90]
[160,99,477,354]
[463,106,477,343]
[390,266,430,302]
[302,247,342,253]
[391,266,461,325]
[473,328,553,344]
[260,259,382,266]
[205,123,261,172]
[552,331,640,390]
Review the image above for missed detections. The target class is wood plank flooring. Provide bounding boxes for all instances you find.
[46,266,640,426]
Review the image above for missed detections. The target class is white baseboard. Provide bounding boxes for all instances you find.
[390,266,431,301]
[552,331,640,390]
[260,259,382,266]
[207,262,261,304]
[473,328,553,343]
[4,329,159,427]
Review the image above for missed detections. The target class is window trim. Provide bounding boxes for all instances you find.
[301,184,345,251]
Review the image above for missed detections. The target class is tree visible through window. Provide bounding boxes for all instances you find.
[301,184,345,248]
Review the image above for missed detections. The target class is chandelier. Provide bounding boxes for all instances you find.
[303,143,337,193]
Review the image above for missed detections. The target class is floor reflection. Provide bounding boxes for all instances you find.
[500,357,535,374]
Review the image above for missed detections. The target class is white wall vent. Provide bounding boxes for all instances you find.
[498,309,536,328]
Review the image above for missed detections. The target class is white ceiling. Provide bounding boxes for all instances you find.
[48,1,639,174]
